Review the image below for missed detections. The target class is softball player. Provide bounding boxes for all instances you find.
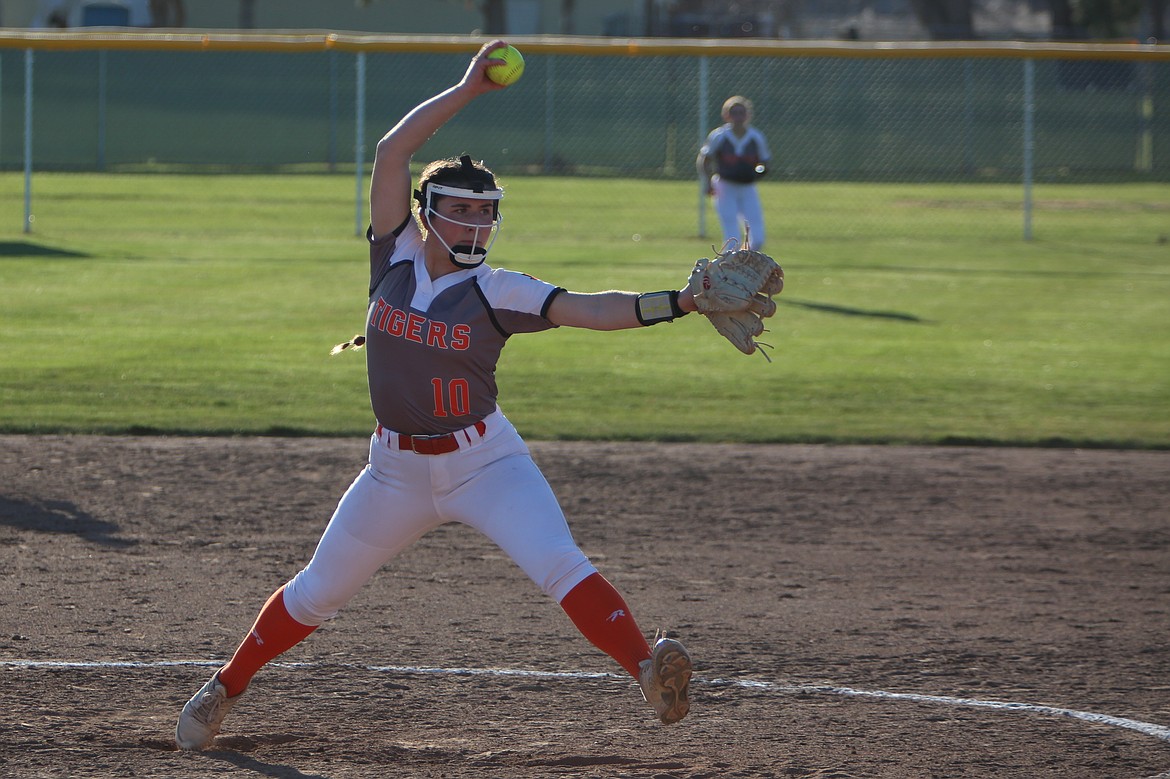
[176,40,694,750]
[698,96,772,251]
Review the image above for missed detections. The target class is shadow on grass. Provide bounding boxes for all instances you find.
[0,241,91,259]
[788,261,1167,279]
[783,298,928,323]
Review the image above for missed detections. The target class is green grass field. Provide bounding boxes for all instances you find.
[1,172,1167,447]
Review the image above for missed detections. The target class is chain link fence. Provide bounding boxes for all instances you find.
[2,36,1166,181]
[1,34,1167,235]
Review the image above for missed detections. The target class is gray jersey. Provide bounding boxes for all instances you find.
[365,219,562,435]
[702,125,771,184]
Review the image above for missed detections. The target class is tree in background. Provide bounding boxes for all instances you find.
[356,0,578,35]
[150,0,185,27]
[1049,0,1144,36]
[907,0,1152,39]
[649,0,805,37]
[907,0,975,38]
[561,0,575,34]
[1150,0,1166,39]
[357,0,504,33]
[350,0,1163,41]
[240,0,256,29]
[475,0,506,33]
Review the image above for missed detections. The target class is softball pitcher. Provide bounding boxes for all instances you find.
[175,40,699,750]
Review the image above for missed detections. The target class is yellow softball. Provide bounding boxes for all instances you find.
[487,45,525,87]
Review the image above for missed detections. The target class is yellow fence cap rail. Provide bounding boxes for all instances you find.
[0,29,1166,61]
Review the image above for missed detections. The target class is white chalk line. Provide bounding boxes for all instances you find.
[6,658,1170,745]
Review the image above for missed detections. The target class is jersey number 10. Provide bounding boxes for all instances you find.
[431,377,471,418]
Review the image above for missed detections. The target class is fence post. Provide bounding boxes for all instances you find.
[23,48,33,234]
[697,55,708,239]
[1022,58,1034,242]
[329,50,338,173]
[1136,61,1154,173]
[962,59,975,177]
[544,54,555,173]
[97,49,107,171]
[354,51,366,238]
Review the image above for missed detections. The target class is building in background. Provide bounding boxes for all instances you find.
[3,0,1162,42]
[9,0,639,36]
[27,0,151,27]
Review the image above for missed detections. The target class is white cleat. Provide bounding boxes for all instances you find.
[638,636,692,724]
[175,673,242,750]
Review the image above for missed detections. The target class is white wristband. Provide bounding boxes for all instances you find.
[635,290,686,326]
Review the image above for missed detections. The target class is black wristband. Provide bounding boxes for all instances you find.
[635,290,688,326]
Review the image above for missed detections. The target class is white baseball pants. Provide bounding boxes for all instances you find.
[713,177,766,250]
[282,409,597,626]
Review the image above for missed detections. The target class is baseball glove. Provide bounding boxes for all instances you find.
[687,243,784,360]
[687,244,784,315]
[707,309,772,359]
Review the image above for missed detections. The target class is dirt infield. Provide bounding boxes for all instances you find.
[1,435,1168,778]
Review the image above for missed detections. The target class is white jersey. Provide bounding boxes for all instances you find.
[364,218,562,435]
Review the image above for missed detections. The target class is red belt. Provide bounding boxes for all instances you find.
[376,420,487,455]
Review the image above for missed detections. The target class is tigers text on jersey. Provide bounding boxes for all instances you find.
[365,219,562,435]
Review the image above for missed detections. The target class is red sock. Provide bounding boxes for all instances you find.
[216,585,317,697]
[559,572,651,678]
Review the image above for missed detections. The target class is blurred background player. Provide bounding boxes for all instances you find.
[698,96,772,251]
[175,40,693,751]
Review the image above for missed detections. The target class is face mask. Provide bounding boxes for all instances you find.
[423,182,504,268]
